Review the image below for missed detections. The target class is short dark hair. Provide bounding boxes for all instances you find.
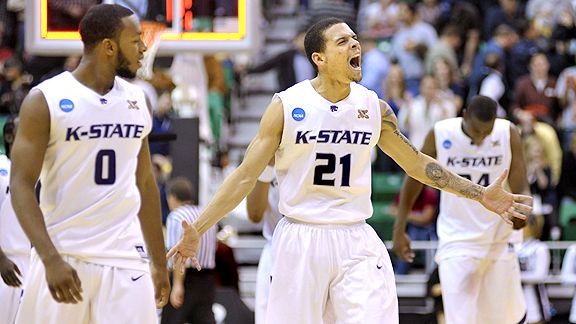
[467,95,497,122]
[304,17,345,72]
[79,4,134,51]
[166,177,194,203]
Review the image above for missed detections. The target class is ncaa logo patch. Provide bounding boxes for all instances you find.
[292,108,305,121]
[59,99,75,113]
[442,139,452,149]
[0,169,7,176]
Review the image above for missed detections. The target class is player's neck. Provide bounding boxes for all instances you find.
[310,76,351,103]
[72,58,116,95]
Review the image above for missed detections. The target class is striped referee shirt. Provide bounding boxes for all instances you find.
[166,205,217,270]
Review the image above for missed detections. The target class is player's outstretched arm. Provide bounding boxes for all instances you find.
[377,100,531,224]
[167,95,284,269]
[136,135,170,308]
[392,129,437,262]
[10,90,83,304]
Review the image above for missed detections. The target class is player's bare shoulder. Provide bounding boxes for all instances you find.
[379,99,398,131]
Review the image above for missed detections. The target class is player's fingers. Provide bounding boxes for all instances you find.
[494,169,509,185]
[166,246,177,259]
[512,202,532,215]
[501,211,513,225]
[7,273,21,287]
[49,286,63,302]
[507,208,527,220]
[513,194,533,204]
[192,257,201,271]
[57,286,76,304]
[14,265,22,277]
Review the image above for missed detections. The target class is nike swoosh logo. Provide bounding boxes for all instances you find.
[131,274,145,281]
[376,265,383,270]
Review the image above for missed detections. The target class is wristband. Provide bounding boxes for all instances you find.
[258,165,275,183]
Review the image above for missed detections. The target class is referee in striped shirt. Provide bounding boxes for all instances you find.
[161,177,217,324]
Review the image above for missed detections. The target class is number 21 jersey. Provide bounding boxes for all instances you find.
[275,81,381,224]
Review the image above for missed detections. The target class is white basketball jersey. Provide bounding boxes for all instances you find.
[33,72,151,270]
[0,157,28,256]
[262,176,282,241]
[434,118,513,260]
[275,81,380,223]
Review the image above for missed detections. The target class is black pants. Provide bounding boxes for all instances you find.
[161,269,216,324]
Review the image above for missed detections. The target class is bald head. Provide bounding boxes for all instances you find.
[466,95,497,122]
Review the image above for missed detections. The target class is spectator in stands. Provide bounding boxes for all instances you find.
[512,52,558,125]
[559,132,576,202]
[517,214,552,324]
[475,53,509,117]
[470,24,518,89]
[424,24,461,77]
[555,58,576,147]
[435,1,481,77]
[0,56,31,116]
[416,0,441,27]
[358,36,389,98]
[391,1,438,96]
[430,57,464,113]
[509,19,545,85]
[398,74,457,149]
[241,28,314,92]
[382,63,411,116]
[359,0,399,40]
[483,0,525,41]
[388,186,439,275]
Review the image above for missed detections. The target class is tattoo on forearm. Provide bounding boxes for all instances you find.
[394,130,419,154]
[425,162,483,199]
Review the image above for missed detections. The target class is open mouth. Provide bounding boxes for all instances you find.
[349,55,361,70]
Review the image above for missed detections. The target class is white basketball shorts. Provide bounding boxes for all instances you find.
[439,255,526,324]
[15,254,157,324]
[265,218,398,324]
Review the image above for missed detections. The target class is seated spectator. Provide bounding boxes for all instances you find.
[0,56,31,117]
[425,24,461,77]
[517,214,552,324]
[382,63,411,116]
[474,53,509,117]
[512,52,558,125]
[555,60,576,147]
[483,0,525,41]
[388,186,439,274]
[398,74,457,149]
[417,0,441,27]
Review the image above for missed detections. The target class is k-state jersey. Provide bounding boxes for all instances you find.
[33,72,151,270]
[434,118,514,260]
[275,81,380,223]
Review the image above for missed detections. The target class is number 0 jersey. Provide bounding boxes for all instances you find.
[434,117,513,260]
[32,72,152,270]
[275,80,381,224]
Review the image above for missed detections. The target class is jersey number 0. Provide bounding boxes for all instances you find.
[95,150,116,185]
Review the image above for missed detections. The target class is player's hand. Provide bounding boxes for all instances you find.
[44,256,83,303]
[392,230,415,263]
[166,221,201,273]
[150,263,170,308]
[0,256,22,287]
[170,282,185,308]
[480,170,533,225]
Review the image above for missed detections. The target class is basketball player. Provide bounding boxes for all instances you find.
[10,4,169,323]
[393,95,531,324]
[246,160,282,324]
[169,19,532,323]
[0,118,30,324]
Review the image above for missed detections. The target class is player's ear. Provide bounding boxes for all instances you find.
[101,38,117,56]
[311,52,324,69]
